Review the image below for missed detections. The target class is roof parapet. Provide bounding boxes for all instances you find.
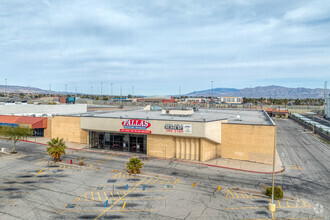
[262,109,276,126]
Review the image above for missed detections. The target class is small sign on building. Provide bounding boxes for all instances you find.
[164,124,192,134]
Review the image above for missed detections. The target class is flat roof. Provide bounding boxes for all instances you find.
[69,108,273,125]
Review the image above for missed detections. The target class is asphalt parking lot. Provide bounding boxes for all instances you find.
[0,119,329,219]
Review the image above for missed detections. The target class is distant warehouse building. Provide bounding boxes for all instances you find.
[265,108,289,118]
[45,108,276,164]
[0,104,87,137]
[220,97,243,104]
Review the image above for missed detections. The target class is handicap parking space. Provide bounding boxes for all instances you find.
[221,188,318,219]
[61,170,180,218]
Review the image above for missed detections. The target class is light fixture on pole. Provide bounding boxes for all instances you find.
[5,78,7,96]
[268,125,277,212]
[307,112,317,134]
[211,81,213,97]
[120,87,122,107]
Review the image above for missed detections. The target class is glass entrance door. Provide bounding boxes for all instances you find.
[90,131,147,154]
[104,133,110,149]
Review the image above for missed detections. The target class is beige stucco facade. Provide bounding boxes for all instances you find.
[146,134,219,162]
[46,114,275,164]
[44,117,52,138]
[81,117,224,143]
[220,123,275,164]
[48,116,88,144]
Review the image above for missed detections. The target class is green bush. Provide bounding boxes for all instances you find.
[265,186,283,200]
[126,157,144,175]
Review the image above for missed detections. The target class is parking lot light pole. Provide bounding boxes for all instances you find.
[269,125,277,212]
[307,112,316,134]
[313,114,315,134]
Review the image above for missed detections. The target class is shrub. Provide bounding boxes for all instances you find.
[77,157,86,166]
[266,186,283,200]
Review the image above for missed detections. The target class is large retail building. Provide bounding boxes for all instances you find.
[43,108,276,164]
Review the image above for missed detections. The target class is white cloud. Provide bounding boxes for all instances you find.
[284,2,330,22]
[0,0,329,94]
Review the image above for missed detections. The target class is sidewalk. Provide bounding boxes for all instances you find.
[26,137,87,149]
[205,150,284,174]
[23,137,284,174]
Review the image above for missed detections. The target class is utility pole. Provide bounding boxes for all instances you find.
[4,78,7,96]
[120,87,122,107]
[65,84,67,94]
[101,82,103,96]
[91,85,93,95]
[269,126,277,212]
[75,86,77,96]
[313,114,315,134]
[111,83,113,97]
[211,81,213,97]
[250,85,252,99]
[324,82,327,115]
[132,85,134,97]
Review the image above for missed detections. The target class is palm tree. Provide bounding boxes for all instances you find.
[126,157,144,174]
[47,137,67,162]
[283,99,288,108]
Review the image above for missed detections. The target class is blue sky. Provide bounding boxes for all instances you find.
[0,0,329,95]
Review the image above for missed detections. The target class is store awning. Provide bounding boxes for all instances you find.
[0,115,47,129]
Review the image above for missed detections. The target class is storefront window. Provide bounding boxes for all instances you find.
[33,128,44,137]
[90,131,147,154]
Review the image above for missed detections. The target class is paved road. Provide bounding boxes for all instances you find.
[275,119,330,217]
[0,119,329,219]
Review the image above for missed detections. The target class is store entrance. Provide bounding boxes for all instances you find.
[90,131,147,154]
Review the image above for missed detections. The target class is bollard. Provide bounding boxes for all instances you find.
[104,200,108,207]
[143,184,145,191]
[70,160,72,164]
[126,184,128,190]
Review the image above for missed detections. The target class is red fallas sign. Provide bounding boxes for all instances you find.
[120,119,151,134]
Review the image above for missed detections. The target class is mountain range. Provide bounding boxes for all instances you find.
[186,85,327,99]
[0,85,327,99]
[0,85,74,95]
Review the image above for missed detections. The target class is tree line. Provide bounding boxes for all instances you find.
[242,97,325,106]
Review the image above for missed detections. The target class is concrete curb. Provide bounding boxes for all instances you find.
[75,148,286,174]
[3,138,286,174]
[123,171,177,181]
